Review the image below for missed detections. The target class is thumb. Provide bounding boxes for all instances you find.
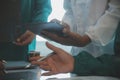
[46,42,64,55]
[46,42,62,53]
[45,42,71,61]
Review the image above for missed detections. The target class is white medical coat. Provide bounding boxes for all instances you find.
[62,0,120,57]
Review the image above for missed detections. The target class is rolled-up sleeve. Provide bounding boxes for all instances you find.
[86,0,120,46]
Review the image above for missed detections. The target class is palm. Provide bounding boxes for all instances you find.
[42,51,74,76]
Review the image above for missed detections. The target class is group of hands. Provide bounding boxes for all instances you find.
[17,19,90,76]
[0,19,90,76]
[15,19,90,47]
[28,19,90,76]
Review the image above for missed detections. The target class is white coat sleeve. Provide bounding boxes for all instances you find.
[62,0,76,32]
[86,0,120,46]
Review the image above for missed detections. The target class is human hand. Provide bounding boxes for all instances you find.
[30,42,74,76]
[41,19,91,47]
[0,60,5,76]
[15,30,35,46]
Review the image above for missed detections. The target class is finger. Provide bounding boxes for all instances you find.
[61,22,70,30]
[16,30,34,42]
[31,61,48,66]
[42,31,66,43]
[46,42,66,55]
[29,56,41,61]
[63,28,83,41]
[19,37,32,45]
[16,32,28,42]
[46,42,72,62]
[14,42,24,46]
[31,61,51,71]
[40,65,51,71]
[41,31,58,40]
[16,32,35,45]
[15,37,28,46]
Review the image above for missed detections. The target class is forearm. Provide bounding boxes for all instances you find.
[72,51,120,78]
[76,34,91,47]
[68,33,91,47]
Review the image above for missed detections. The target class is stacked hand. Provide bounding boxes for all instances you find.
[30,42,74,76]
[41,19,91,47]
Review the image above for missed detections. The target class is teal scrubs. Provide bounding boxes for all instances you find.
[0,0,52,61]
[21,0,52,51]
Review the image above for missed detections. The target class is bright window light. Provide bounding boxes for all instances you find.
[36,0,65,41]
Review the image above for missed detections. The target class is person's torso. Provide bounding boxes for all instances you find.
[0,0,34,60]
[70,0,108,34]
[0,0,21,41]
[63,0,114,56]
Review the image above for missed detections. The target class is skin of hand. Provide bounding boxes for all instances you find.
[0,61,4,70]
[0,60,5,76]
[41,19,91,47]
[15,30,35,46]
[30,42,74,76]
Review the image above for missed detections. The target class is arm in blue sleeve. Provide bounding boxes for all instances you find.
[32,0,52,22]
[72,51,120,78]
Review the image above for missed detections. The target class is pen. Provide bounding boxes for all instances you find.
[25,52,55,68]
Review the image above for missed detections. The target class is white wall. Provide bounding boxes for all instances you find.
[48,0,65,21]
